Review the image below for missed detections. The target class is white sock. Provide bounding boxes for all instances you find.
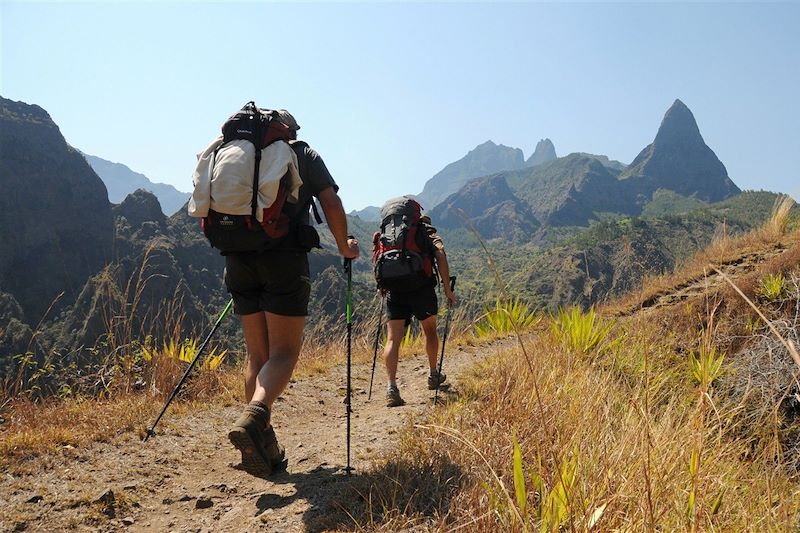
[388,380,398,391]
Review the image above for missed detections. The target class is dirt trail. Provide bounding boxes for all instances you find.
[614,243,790,316]
[1,339,515,532]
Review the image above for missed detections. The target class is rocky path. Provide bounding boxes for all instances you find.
[1,338,514,532]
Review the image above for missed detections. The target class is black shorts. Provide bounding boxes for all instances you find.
[385,285,438,322]
[223,251,311,316]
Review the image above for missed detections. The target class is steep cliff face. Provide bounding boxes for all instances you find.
[620,99,740,202]
[0,97,114,323]
[417,141,526,209]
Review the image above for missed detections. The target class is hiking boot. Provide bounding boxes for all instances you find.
[427,371,447,390]
[263,425,287,471]
[228,402,272,478]
[386,386,405,407]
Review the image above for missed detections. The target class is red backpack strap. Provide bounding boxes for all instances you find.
[260,175,291,238]
[372,231,381,263]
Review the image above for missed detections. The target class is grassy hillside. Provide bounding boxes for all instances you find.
[1,198,799,531]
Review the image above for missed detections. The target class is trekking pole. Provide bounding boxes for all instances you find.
[434,276,456,406]
[367,294,384,400]
[343,237,355,475]
[143,299,234,442]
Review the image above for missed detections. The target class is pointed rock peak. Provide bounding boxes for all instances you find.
[654,99,704,146]
[527,138,557,167]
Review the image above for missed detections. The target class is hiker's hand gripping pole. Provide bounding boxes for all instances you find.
[343,236,355,475]
[434,276,456,406]
[143,299,233,442]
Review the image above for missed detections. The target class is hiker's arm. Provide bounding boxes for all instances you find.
[318,187,359,259]
[435,249,457,306]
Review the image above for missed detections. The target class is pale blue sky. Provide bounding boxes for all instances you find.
[2,2,799,210]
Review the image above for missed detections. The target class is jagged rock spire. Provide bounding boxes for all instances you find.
[527,138,557,167]
[621,99,740,202]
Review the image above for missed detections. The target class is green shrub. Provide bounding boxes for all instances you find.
[474,298,540,338]
[549,307,615,354]
[756,272,785,301]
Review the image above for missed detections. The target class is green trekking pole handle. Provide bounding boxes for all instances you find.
[434,276,456,406]
[367,294,384,401]
[343,235,355,475]
[143,299,233,442]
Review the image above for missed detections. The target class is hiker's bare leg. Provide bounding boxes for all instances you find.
[250,313,305,408]
[241,312,269,402]
[420,315,439,371]
[384,319,406,381]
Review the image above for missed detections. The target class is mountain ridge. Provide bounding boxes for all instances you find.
[83,152,190,216]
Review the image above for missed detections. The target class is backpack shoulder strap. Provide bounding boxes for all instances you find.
[310,199,323,224]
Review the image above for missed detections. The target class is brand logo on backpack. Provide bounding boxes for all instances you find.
[372,196,436,292]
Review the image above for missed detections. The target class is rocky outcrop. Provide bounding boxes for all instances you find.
[113,189,167,230]
[430,174,539,241]
[0,96,114,324]
[526,138,557,167]
[620,99,740,202]
[417,141,526,209]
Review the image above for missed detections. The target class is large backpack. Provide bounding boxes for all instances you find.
[372,196,437,292]
[192,102,301,253]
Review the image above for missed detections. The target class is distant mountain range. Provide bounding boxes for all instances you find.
[430,99,741,237]
[82,153,189,216]
[416,139,556,209]
[355,136,559,220]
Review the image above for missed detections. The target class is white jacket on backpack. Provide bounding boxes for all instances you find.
[188,135,302,222]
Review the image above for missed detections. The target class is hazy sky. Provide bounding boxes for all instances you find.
[2,2,799,211]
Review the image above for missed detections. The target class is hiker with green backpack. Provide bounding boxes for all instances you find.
[189,104,359,477]
[371,197,457,407]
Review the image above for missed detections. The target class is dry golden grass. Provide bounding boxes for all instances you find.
[345,319,799,531]
[607,195,799,317]
[0,354,244,475]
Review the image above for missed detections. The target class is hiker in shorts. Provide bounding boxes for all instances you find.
[374,202,457,407]
[226,110,359,476]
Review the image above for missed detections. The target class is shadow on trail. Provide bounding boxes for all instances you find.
[254,425,465,531]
